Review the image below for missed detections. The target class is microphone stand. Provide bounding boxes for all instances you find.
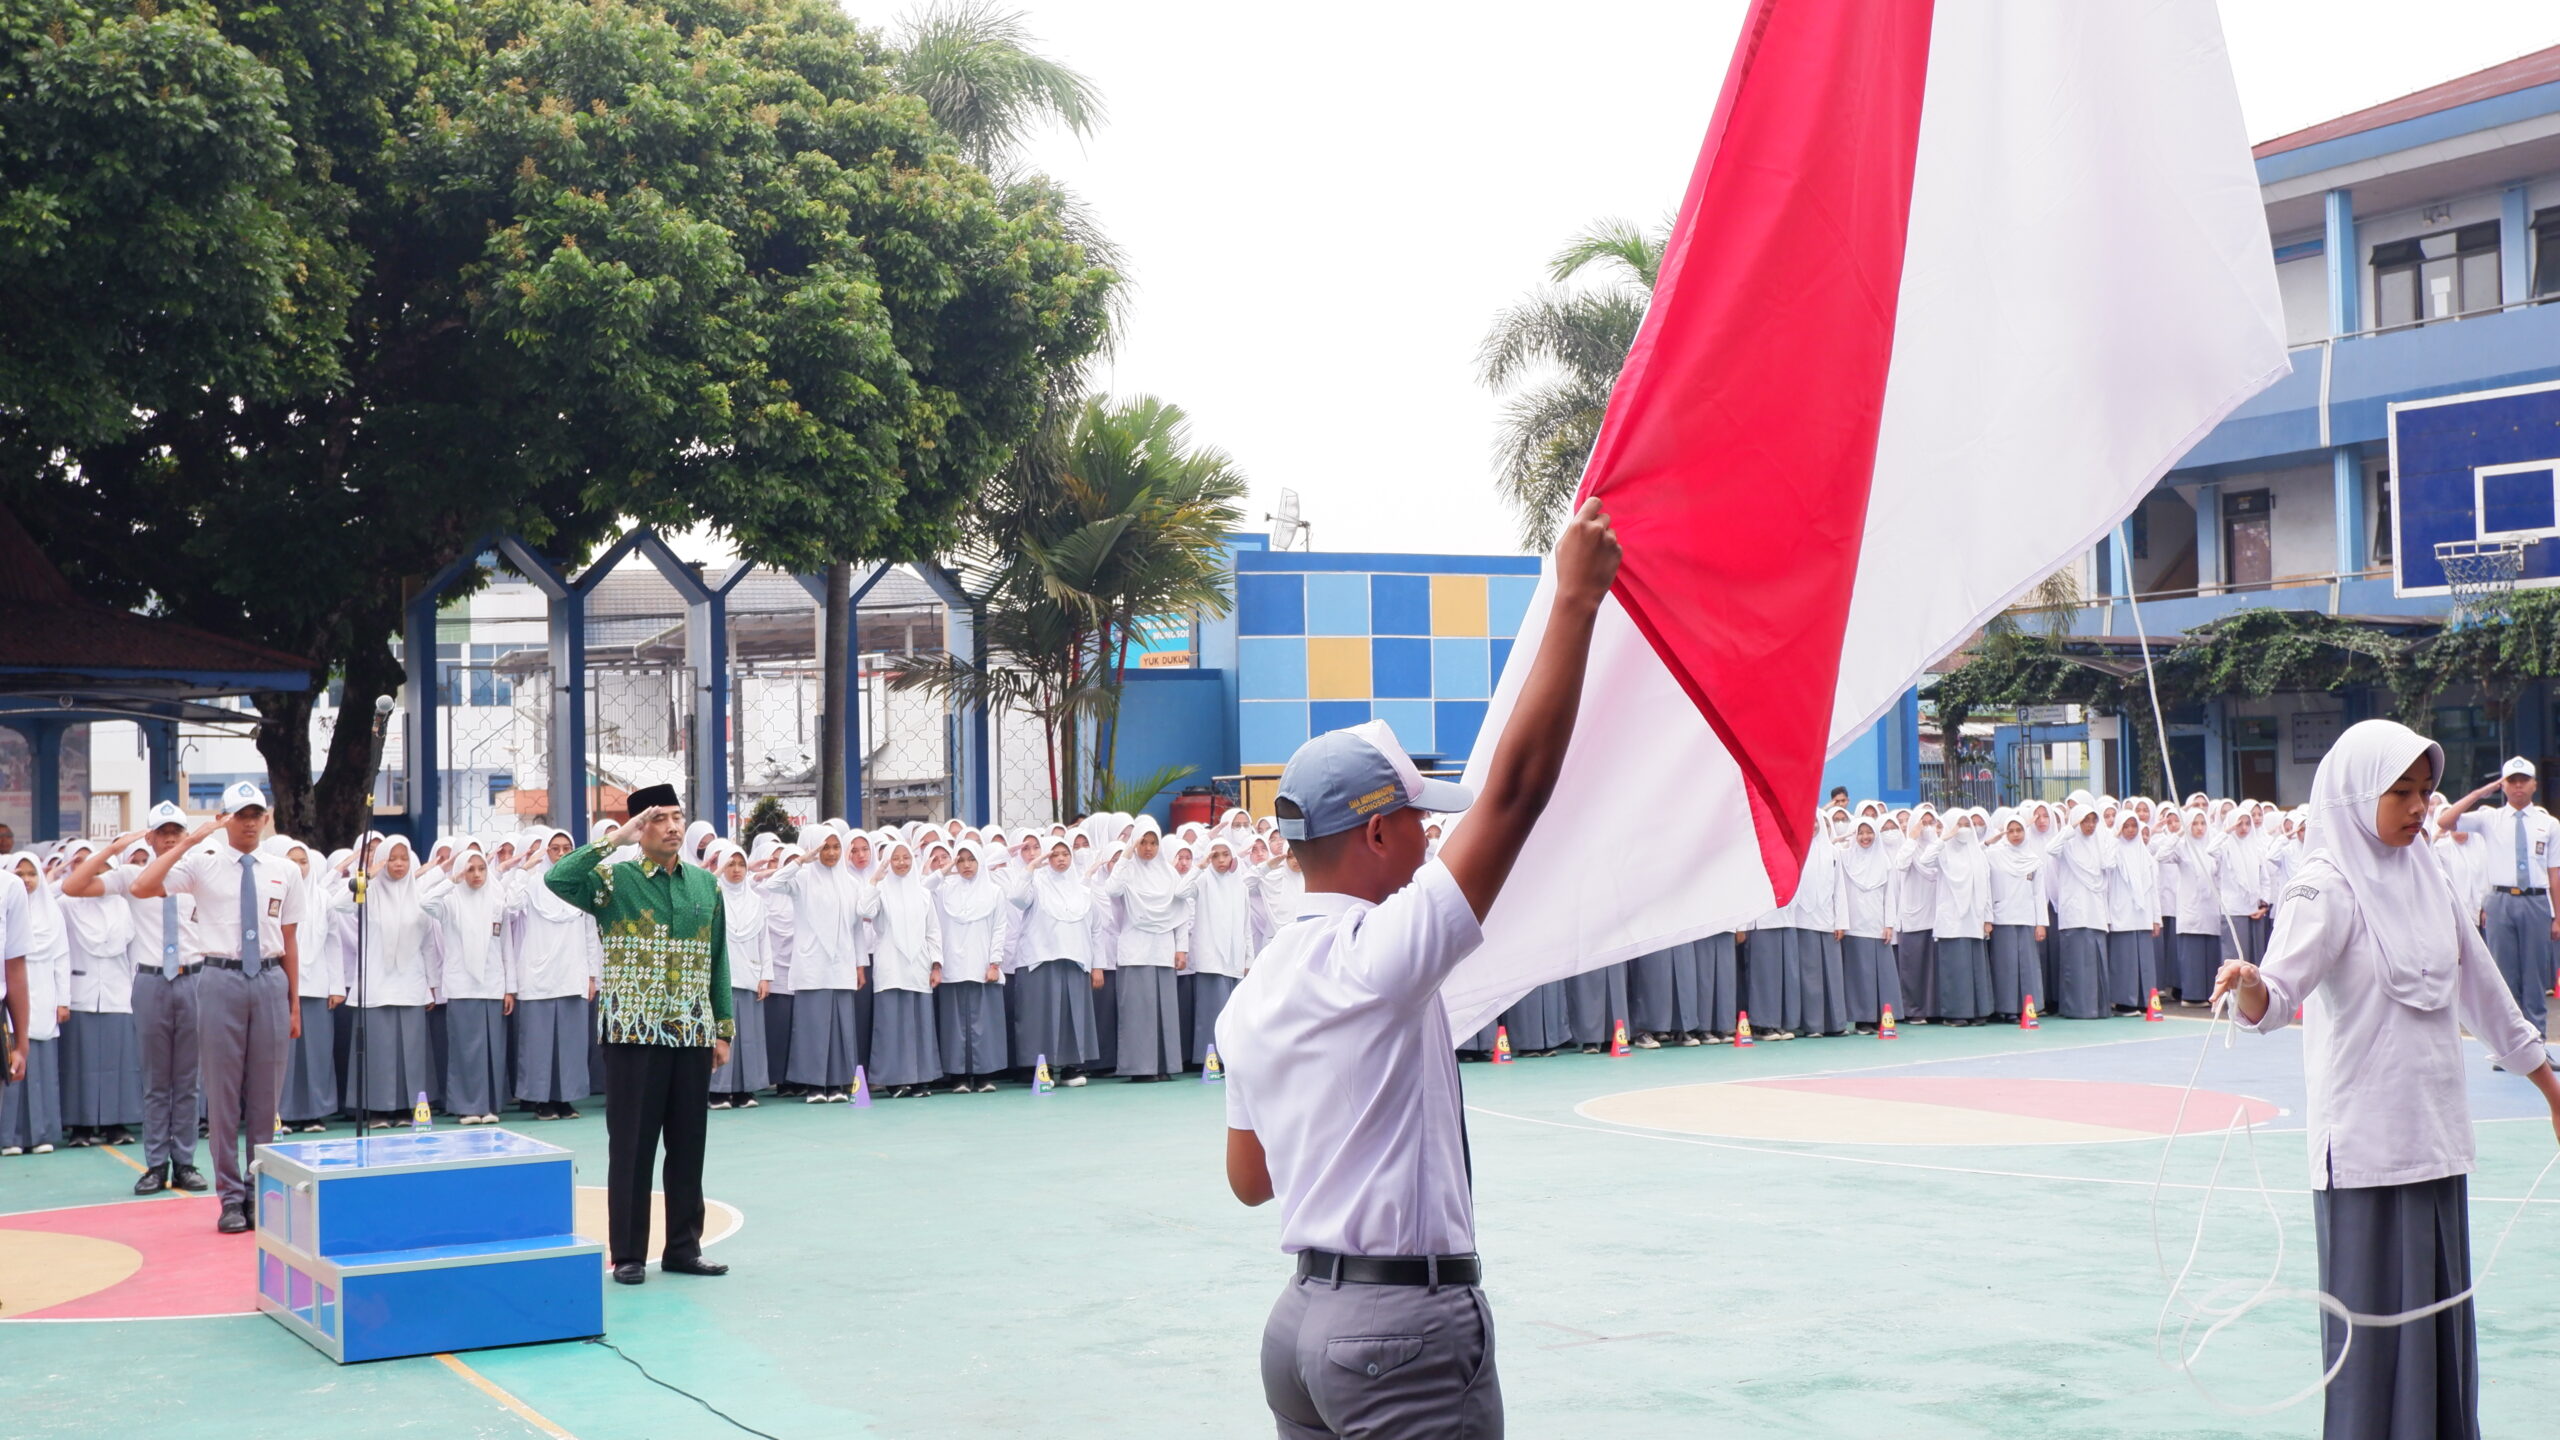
[351,700,394,1140]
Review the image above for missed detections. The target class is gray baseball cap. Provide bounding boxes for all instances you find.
[1274,719,1472,841]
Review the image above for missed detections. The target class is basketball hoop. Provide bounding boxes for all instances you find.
[2435,537,2535,625]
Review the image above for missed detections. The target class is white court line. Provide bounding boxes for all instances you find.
[1463,1103,2560,1206]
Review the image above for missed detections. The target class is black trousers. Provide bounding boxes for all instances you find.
[599,1042,712,1266]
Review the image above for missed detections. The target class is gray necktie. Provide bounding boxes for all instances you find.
[239,851,264,978]
[2518,810,2532,890]
[161,893,179,980]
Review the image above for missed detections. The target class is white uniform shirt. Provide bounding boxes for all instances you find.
[1214,860,1483,1257]
[0,879,25,1014]
[97,865,193,989]
[2450,803,2560,893]
[2247,857,2546,1188]
[157,842,306,965]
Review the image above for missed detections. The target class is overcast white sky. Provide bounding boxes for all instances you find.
[931,1,2560,559]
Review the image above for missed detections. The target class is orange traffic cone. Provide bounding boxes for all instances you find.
[2019,996,2040,1031]
[1492,1025,1515,1064]
[1734,1011,1756,1048]
[2145,989,2165,1023]
[1609,1019,1631,1057]
[1879,1006,1898,1040]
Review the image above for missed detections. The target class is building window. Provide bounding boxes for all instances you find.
[2536,207,2560,297]
[2370,466,2393,567]
[2129,504,2150,561]
[2222,489,2272,590]
[2372,222,2499,329]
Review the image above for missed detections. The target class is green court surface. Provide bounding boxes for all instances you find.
[7,1015,2557,1437]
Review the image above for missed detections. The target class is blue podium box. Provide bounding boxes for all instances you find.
[252,1129,603,1363]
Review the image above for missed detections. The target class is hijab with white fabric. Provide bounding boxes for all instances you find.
[2295,720,2459,1011]
[864,840,942,992]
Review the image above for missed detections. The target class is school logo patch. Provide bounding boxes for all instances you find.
[2281,882,2319,905]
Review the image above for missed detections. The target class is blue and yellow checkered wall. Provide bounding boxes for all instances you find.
[1234,557,1543,766]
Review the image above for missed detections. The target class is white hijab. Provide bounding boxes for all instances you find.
[2301,720,2459,1011]
[707,841,765,944]
[937,839,1005,924]
[1839,818,1893,892]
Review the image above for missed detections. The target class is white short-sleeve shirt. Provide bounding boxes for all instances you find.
[157,842,305,964]
[1213,859,1483,1258]
[2451,804,2560,891]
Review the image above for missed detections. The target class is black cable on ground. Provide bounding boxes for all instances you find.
[584,1336,783,1439]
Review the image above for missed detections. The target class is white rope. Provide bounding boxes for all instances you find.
[2118,580,2558,1413]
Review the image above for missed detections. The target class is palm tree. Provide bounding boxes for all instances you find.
[897,395,1247,818]
[1478,219,1666,550]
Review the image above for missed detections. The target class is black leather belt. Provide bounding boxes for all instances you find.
[2495,887,2548,897]
[1296,1249,1482,1287]
[200,958,267,972]
[139,962,201,977]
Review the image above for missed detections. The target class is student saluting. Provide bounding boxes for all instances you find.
[1216,497,1619,1439]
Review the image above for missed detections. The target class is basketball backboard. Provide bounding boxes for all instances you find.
[2389,379,2560,597]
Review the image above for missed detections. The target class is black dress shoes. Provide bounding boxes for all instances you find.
[611,1262,647,1285]
[216,1204,251,1234]
[660,1256,728,1277]
[169,1164,209,1193]
[132,1164,168,1196]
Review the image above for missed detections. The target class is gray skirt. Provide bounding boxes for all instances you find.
[1628,948,1681,1034]
[280,997,338,1121]
[2313,1174,2477,1440]
[2106,930,2158,1011]
[1795,928,1849,1034]
[1934,935,1992,1019]
[2176,932,2223,1004]
[1011,959,1097,1071]
[61,1009,141,1126]
[1699,933,1741,1034]
[351,1005,434,1113]
[788,987,863,1088]
[935,980,1010,1078]
[1181,971,1237,1068]
[1840,935,1893,1023]
[1895,929,1937,1020]
[1989,924,2042,1016]
[512,995,592,1104]
[710,987,770,1093]
[1091,970,1119,1073]
[1742,930,1790,1032]
[441,998,509,1116]
[2225,912,2264,963]
[1,1036,62,1148]
[1498,980,1570,1053]
[1566,963,1630,1046]
[761,992,794,1085]
[2054,928,2107,1019]
[869,988,943,1087]
[1113,965,1184,1077]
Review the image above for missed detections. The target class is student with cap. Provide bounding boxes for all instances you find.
[128,782,305,1233]
[544,784,735,1285]
[2434,756,2560,1045]
[61,801,206,1194]
[1217,497,1618,1439]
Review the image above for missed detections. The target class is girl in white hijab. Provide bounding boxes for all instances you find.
[2209,807,2271,966]
[2049,802,2114,1019]
[2099,811,2163,1015]
[0,853,69,1154]
[54,839,137,1148]
[1179,834,1256,1068]
[1920,809,1994,1024]
[2215,719,2560,1437]
[744,832,799,1097]
[2160,808,2226,1004]
[1985,809,2047,1020]
[1099,818,1188,1080]
[768,826,866,1103]
[932,839,1011,1093]
[512,828,596,1120]
[419,841,517,1124]
[263,836,341,1132]
[862,839,945,1098]
[1887,809,1942,1026]
[335,835,448,1122]
[1836,816,1903,1033]
[691,841,765,1107]
[1005,837,1101,1086]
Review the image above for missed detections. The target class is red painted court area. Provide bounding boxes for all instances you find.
[1743,1076,2281,1135]
[0,1196,257,1320]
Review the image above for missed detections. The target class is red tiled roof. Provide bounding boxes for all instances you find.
[2256,45,2560,159]
[0,503,311,683]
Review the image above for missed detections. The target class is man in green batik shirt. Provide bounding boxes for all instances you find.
[545,783,734,1286]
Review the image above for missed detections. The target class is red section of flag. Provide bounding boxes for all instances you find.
[1577,0,1936,900]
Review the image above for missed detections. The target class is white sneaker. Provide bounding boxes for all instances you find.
[1633,1034,1662,1050]
[739,1097,760,1109]
[805,1093,827,1104]
[1063,1075,1088,1088]
[31,1143,52,1154]
[1,1146,21,1156]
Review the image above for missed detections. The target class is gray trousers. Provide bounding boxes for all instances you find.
[198,965,292,1207]
[1261,1274,1501,1439]
[2480,890,2554,1036]
[130,967,201,1168]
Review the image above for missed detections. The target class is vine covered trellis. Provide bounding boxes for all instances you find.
[1927,593,2560,795]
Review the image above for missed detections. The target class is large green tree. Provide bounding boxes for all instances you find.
[0,0,1113,845]
[1477,219,1664,550]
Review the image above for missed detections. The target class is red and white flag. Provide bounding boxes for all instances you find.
[1443,0,2288,1038]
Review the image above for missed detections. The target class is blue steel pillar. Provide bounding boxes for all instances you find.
[2194,482,2223,594]
[400,583,444,843]
[2325,189,2358,336]
[2113,521,2136,599]
[141,718,181,808]
[2333,449,2365,580]
[2503,185,2532,307]
[20,718,66,841]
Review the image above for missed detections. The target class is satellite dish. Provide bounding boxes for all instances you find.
[1265,489,1309,551]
